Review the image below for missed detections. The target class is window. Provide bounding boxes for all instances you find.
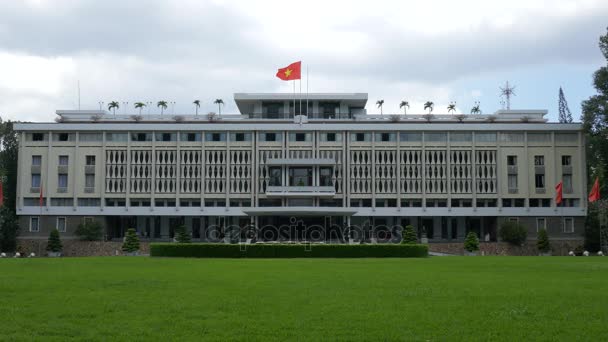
[155,133,176,142]
[31,174,41,188]
[58,155,69,165]
[555,133,578,143]
[376,133,395,142]
[269,167,282,186]
[502,198,525,207]
[289,132,310,142]
[180,132,202,142]
[53,133,72,142]
[260,132,281,142]
[536,218,546,232]
[78,198,100,206]
[508,175,518,190]
[50,198,73,206]
[24,197,45,206]
[528,133,550,143]
[500,132,524,143]
[106,133,128,142]
[230,132,251,142]
[563,174,573,193]
[85,174,95,188]
[535,174,545,189]
[351,133,371,142]
[450,132,472,142]
[562,155,572,166]
[30,217,40,232]
[32,155,42,165]
[287,198,314,206]
[534,156,544,166]
[399,132,422,142]
[563,217,574,233]
[58,174,68,188]
[85,155,96,166]
[530,199,551,207]
[425,132,447,142]
[319,167,333,186]
[321,132,339,142]
[205,132,226,142]
[507,156,517,166]
[32,133,45,141]
[79,133,103,142]
[289,167,312,186]
[476,132,497,142]
[131,133,152,142]
[56,217,66,232]
[105,198,126,207]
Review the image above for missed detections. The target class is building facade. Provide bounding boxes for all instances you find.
[14,93,587,243]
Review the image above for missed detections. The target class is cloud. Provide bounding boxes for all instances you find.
[0,0,606,121]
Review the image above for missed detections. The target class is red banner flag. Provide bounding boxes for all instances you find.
[589,177,600,203]
[276,61,301,81]
[555,181,563,205]
[0,181,4,207]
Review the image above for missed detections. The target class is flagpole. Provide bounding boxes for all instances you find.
[293,80,296,119]
[306,66,309,117]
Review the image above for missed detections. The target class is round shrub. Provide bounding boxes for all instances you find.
[46,228,63,253]
[536,228,550,253]
[401,225,417,244]
[499,221,528,246]
[75,220,104,241]
[174,225,192,243]
[464,231,479,252]
[122,228,140,253]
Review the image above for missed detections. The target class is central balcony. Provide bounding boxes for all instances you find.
[266,158,335,166]
[265,186,336,197]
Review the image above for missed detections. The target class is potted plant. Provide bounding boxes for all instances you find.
[46,228,63,257]
[122,228,140,256]
[537,228,551,256]
[464,231,480,256]
[401,225,418,244]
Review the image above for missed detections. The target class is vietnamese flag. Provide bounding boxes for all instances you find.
[555,181,563,205]
[276,61,301,81]
[589,177,600,202]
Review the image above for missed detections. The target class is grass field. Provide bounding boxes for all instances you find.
[1,257,607,341]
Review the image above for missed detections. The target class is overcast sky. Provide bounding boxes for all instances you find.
[0,0,606,122]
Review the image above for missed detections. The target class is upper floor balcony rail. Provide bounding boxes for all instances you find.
[265,186,336,197]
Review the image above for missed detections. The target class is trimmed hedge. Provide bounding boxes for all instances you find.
[150,243,428,258]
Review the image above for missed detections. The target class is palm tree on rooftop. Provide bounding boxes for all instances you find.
[424,101,434,114]
[471,102,482,115]
[447,102,456,114]
[157,101,168,115]
[134,102,146,115]
[376,99,384,115]
[108,101,119,115]
[214,99,224,115]
[193,100,201,115]
[399,100,409,114]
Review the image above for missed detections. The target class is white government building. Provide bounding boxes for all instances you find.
[14,93,586,243]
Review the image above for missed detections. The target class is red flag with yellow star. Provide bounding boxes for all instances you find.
[276,61,301,81]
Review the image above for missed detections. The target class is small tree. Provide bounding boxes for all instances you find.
[122,228,140,253]
[537,228,551,253]
[401,225,417,244]
[46,228,62,253]
[75,221,104,241]
[499,221,528,246]
[174,225,191,243]
[464,231,480,252]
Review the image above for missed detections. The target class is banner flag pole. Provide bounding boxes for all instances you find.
[306,66,309,116]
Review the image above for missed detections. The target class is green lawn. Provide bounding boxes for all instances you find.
[1,257,607,341]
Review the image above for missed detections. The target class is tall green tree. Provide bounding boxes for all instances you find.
[157,101,168,115]
[0,117,19,251]
[376,99,384,115]
[213,99,224,115]
[582,27,608,251]
[107,101,119,115]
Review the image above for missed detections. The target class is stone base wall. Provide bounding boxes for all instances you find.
[429,240,584,256]
[15,239,150,257]
[14,239,583,257]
